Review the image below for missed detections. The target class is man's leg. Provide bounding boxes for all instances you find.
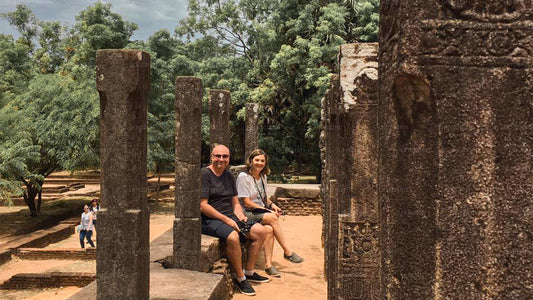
[245,223,267,272]
[226,231,245,278]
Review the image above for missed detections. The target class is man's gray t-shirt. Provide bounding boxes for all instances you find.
[200,167,237,220]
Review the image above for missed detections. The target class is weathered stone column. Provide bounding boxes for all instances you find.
[96,49,150,299]
[245,103,260,159]
[209,89,231,148]
[173,77,203,270]
[379,2,532,298]
[321,43,380,299]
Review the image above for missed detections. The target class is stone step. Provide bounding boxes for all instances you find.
[0,272,95,289]
[68,265,228,300]
[15,248,96,260]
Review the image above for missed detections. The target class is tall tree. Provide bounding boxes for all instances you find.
[70,2,138,66]
[177,0,350,175]
[7,73,99,215]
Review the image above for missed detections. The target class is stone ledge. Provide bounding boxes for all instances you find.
[0,221,77,266]
[271,184,321,200]
[151,228,221,272]
[0,272,95,289]
[68,264,227,300]
[15,248,96,260]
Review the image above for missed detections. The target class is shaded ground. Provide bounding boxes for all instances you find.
[0,199,89,247]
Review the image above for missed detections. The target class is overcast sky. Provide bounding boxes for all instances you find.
[0,0,189,41]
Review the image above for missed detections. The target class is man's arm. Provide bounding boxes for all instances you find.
[200,198,239,231]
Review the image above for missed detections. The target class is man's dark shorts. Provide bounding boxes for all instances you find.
[202,215,258,243]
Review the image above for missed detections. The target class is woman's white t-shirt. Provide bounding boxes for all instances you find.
[236,172,268,209]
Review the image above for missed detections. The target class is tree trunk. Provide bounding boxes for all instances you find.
[37,190,42,213]
[155,172,161,202]
[23,184,38,217]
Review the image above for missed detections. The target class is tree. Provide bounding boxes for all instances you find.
[177,0,350,175]
[345,0,379,42]
[1,4,38,50]
[70,2,138,66]
[5,73,99,216]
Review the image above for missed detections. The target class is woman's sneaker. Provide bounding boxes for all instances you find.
[235,279,255,296]
[246,272,270,283]
[283,252,304,263]
[265,266,281,277]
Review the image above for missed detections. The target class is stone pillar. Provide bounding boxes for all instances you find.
[321,43,380,300]
[96,49,150,299]
[379,2,532,299]
[209,89,231,148]
[173,77,203,270]
[245,103,260,159]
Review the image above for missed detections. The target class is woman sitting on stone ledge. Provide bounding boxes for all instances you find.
[236,149,304,277]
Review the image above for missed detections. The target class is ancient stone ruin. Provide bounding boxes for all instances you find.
[321,43,379,299]
[173,77,203,271]
[96,49,150,299]
[245,103,260,159]
[377,1,532,298]
[209,89,232,148]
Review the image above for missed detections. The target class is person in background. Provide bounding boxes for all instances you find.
[236,149,304,277]
[90,198,100,228]
[79,205,95,248]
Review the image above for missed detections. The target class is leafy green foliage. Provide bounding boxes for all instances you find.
[0,1,380,213]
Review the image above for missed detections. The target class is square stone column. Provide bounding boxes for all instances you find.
[245,103,260,159]
[96,49,150,299]
[321,43,380,300]
[209,89,231,148]
[173,77,203,270]
[379,2,532,298]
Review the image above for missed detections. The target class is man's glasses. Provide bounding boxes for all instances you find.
[212,154,229,159]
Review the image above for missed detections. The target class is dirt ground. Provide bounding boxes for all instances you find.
[233,215,326,300]
[1,202,326,300]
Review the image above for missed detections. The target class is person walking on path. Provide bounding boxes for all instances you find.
[200,144,270,296]
[236,149,304,278]
[79,205,95,248]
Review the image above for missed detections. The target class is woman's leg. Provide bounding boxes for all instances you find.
[262,213,292,256]
[79,231,86,248]
[263,225,274,268]
[86,230,95,247]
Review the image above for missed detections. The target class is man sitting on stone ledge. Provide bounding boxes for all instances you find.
[200,144,270,296]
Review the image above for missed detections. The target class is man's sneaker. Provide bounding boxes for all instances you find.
[246,272,270,283]
[235,279,255,296]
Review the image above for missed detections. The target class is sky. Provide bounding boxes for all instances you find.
[0,0,189,41]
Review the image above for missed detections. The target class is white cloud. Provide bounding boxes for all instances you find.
[0,0,189,40]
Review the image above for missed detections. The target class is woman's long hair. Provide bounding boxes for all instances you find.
[246,149,271,176]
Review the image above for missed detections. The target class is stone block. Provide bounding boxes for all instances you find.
[175,76,203,164]
[174,161,201,191]
[174,189,201,218]
[245,103,260,158]
[173,218,201,270]
[379,2,532,298]
[209,89,231,147]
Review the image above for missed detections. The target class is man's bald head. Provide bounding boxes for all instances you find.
[211,144,230,155]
